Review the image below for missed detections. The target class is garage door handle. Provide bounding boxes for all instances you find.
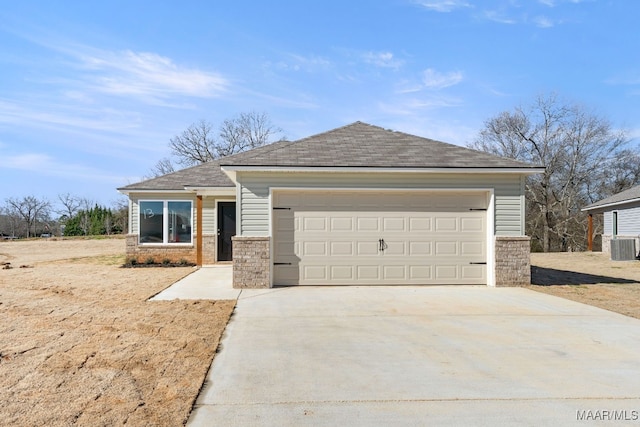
[274,262,292,265]
[469,262,487,265]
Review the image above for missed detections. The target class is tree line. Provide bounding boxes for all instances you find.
[0,194,127,239]
[469,93,640,252]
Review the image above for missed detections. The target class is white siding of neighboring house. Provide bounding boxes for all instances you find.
[603,202,640,236]
[235,172,526,237]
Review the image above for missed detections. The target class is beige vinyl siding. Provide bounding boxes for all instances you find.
[202,197,216,233]
[236,172,526,237]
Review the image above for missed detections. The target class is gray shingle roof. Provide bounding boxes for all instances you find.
[583,184,640,211]
[118,160,234,191]
[119,121,540,191]
[221,121,539,169]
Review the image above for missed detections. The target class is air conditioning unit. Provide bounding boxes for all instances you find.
[611,239,637,261]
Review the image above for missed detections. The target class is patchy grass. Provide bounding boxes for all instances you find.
[0,238,234,426]
[529,252,640,320]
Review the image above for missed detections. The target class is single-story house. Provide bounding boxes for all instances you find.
[582,184,640,254]
[118,121,543,288]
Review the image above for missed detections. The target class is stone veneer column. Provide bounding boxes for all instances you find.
[232,236,271,289]
[494,236,531,287]
[601,235,612,254]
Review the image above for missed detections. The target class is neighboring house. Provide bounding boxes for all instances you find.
[118,122,543,288]
[582,184,640,254]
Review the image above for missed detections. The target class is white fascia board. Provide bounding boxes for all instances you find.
[118,187,236,197]
[117,189,187,195]
[220,166,545,175]
[581,197,640,212]
[220,168,237,183]
[183,186,236,196]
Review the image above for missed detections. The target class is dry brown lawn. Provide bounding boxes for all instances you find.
[529,251,640,319]
[0,237,235,426]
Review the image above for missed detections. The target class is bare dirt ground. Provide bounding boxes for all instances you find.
[529,251,640,319]
[0,237,235,426]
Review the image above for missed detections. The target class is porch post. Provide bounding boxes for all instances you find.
[587,213,593,252]
[196,195,203,266]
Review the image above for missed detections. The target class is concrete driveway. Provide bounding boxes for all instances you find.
[188,286,640,426]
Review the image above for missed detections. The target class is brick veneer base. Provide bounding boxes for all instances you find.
[495,236,531,287]
[125,234,217,265]
[232,236,271,289]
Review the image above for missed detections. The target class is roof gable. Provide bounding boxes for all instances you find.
[220,121,538,169]
[119,121,540,192]
[583,184,640,211]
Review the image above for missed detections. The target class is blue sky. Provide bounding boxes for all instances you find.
[1,0,639,210]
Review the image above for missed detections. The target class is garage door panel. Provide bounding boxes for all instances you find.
[356,241,378,256]
[435,241,458,256]
[435,217,458,232]
[330,265,353,280]
[382,217,406,231]
[330,241,353,256]
[382,240,406,256]
[273,191,487,286]
[409,265,433,280]
[383,265,406,280]
[461,216,484,232]
[409,241,432,256]
[330,217,353,231]
[409,217,432,232]
[356,217,380,231]
[302,241,327,256]
[303,265,327,281]
[357,265,380,280]
[462,265,485,280]
[461,241,485,256]
[302,217,327,231]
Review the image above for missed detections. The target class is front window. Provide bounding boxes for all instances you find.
[139,200,192,244]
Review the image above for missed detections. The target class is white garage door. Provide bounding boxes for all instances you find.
[273,191,487,286]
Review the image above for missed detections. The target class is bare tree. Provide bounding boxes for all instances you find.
[78,197,96,236]
[110,196,129,235]
[169,119,218,167]
[145,111,283,177]
[469,93,628,252]
[5,196,52,238]
[57,193,81,221]
[145,157,176,179]
[217,111,283,157]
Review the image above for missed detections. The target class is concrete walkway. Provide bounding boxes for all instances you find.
[150,265,239,300]
[187,286,640,426]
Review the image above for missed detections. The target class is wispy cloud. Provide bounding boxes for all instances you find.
[77,50,229,100]
[605,72,640,86]
[422,68,464,89]
[415,0,472,12]
[483,10,517,24]
[362,51,404,69]
[533,15,555,27]
[265,53,331,73]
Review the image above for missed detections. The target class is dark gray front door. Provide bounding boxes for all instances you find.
[217,202,236,261]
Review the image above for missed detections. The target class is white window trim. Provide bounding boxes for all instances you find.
[139,200,194,245]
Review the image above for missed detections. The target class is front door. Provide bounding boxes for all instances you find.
[217,202,236,261]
